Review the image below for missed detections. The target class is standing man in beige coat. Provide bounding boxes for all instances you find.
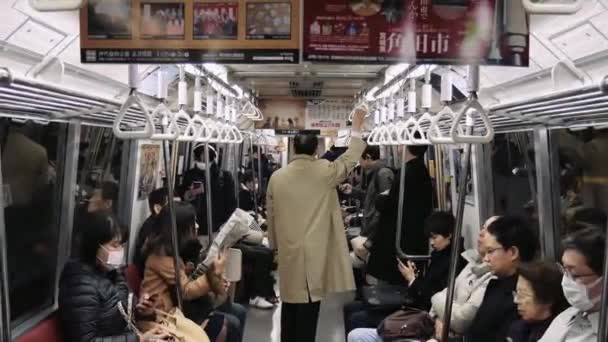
[267,108,367,342]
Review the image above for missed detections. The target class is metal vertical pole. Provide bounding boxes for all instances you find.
[257,140,264,193]
[204,143,214,242]
[0,128,10,342]
[599,223,608,342]
[395,146,407,259]
[533,127,561,260]
[163,140,182,310]
[442,65,479,341]
[249,136,259,217]
[441,126,473,342]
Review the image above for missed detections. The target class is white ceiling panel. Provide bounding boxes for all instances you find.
[13,0,79,35]
[531,1,607,39]
[6,19,65,55]
[0,2,27,41]
[590,11,608,39]
[551,23,608,60]
[529,34,559,69]
[57,38,130,84]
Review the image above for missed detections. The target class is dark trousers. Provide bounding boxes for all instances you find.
[217,301,248,342]
[235,242,276,299]
[281,300,321,342]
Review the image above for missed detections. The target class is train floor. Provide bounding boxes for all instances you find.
[243,291,354,342]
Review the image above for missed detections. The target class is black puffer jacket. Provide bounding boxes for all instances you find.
[58,260,138,342]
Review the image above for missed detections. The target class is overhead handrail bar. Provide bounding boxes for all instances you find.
[113,65,154,139]
[29,0,83,11]
[522,0,583,15]
[196,65,239,97]
[372,64,417,98]
[490,76,608,112]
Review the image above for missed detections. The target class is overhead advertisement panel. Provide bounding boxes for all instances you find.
[303,0,530,66]
[80,0,300,64]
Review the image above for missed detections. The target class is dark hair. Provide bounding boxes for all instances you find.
[148,188,169,214]
[362,146,381,161]
[487,216,539,262]
[80,212,122,266]
[562,227,606,275]
[194,144,217,162]
[148,202,197,258]
[407,132,428,157]
[424,211,455,238]
[241,170,255,184]
[572,207,607,229]
[517,261,569,316]
[294,134,319,156]
[100,181,119,210]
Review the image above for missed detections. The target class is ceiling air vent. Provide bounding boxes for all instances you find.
[289,80,324,98]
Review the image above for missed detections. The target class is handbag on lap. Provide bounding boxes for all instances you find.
[377,307,434,341]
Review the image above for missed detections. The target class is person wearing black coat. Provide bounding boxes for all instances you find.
[180,144,237,234]
[59,212,169,342]
[366,145,433,285]
[343,211,465,335]
[465,216,539,342]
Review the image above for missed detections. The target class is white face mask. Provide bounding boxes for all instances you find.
[195,162,207,170]
[561,275,602,311]
[100,245,125,270]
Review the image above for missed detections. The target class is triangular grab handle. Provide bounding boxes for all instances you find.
[429,106,458,144]
[150,103,180,140]
[113,93,154,140]
[450,99,494,144]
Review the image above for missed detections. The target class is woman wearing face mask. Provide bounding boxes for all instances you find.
[508,261,569,342]
[140,202,230,341]
[59,212,171,342]
[538,227,606,342]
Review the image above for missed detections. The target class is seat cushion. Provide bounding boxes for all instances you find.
[16,313,63,342]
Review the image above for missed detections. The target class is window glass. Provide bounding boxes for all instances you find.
[492,132,539,226]
[71,127,125,258]
[1,120,63,325]
[556,128,608,235]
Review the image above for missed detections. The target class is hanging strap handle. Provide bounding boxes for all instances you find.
[113,65,154,139]
[150,103,179,141]
[450,98,494,143]
[429,106,458,144]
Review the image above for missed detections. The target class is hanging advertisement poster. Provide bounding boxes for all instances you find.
[193,2,238,40]
[80,0,300,64]
[303,0,529,66]
[138,144,161,200]
[305,98,354,136]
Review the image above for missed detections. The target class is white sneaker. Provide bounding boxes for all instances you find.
[249,296,275,310]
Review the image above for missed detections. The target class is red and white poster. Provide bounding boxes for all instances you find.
[303,0,529,66]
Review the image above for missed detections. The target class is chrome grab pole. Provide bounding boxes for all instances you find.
[442,65,480,341]
[600,78,608,342]
[164,139,183,310]
[204,143,215,243]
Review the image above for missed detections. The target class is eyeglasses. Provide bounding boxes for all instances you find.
[557,263,596,281]
[512,290,534,303]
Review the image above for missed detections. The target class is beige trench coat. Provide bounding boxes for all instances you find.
[267,137,366,303]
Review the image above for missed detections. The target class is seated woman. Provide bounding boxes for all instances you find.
[59,212,170,342]
[344,211,465,335]
[508,261,569,342]
[348,216,498,342]
[539,227,605,342]
[465,216,539,342]
[140,202,229,341]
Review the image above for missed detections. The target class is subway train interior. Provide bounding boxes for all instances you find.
[1,0,608,341]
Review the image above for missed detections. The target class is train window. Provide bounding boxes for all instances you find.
[71,127,125,258]
[492,132,539,224]
[0,120,63,326]
[555,128,608,234]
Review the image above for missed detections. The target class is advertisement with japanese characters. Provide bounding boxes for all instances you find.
[305,98,354,136]
[80,0,300,64]
[303,0,529,66]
